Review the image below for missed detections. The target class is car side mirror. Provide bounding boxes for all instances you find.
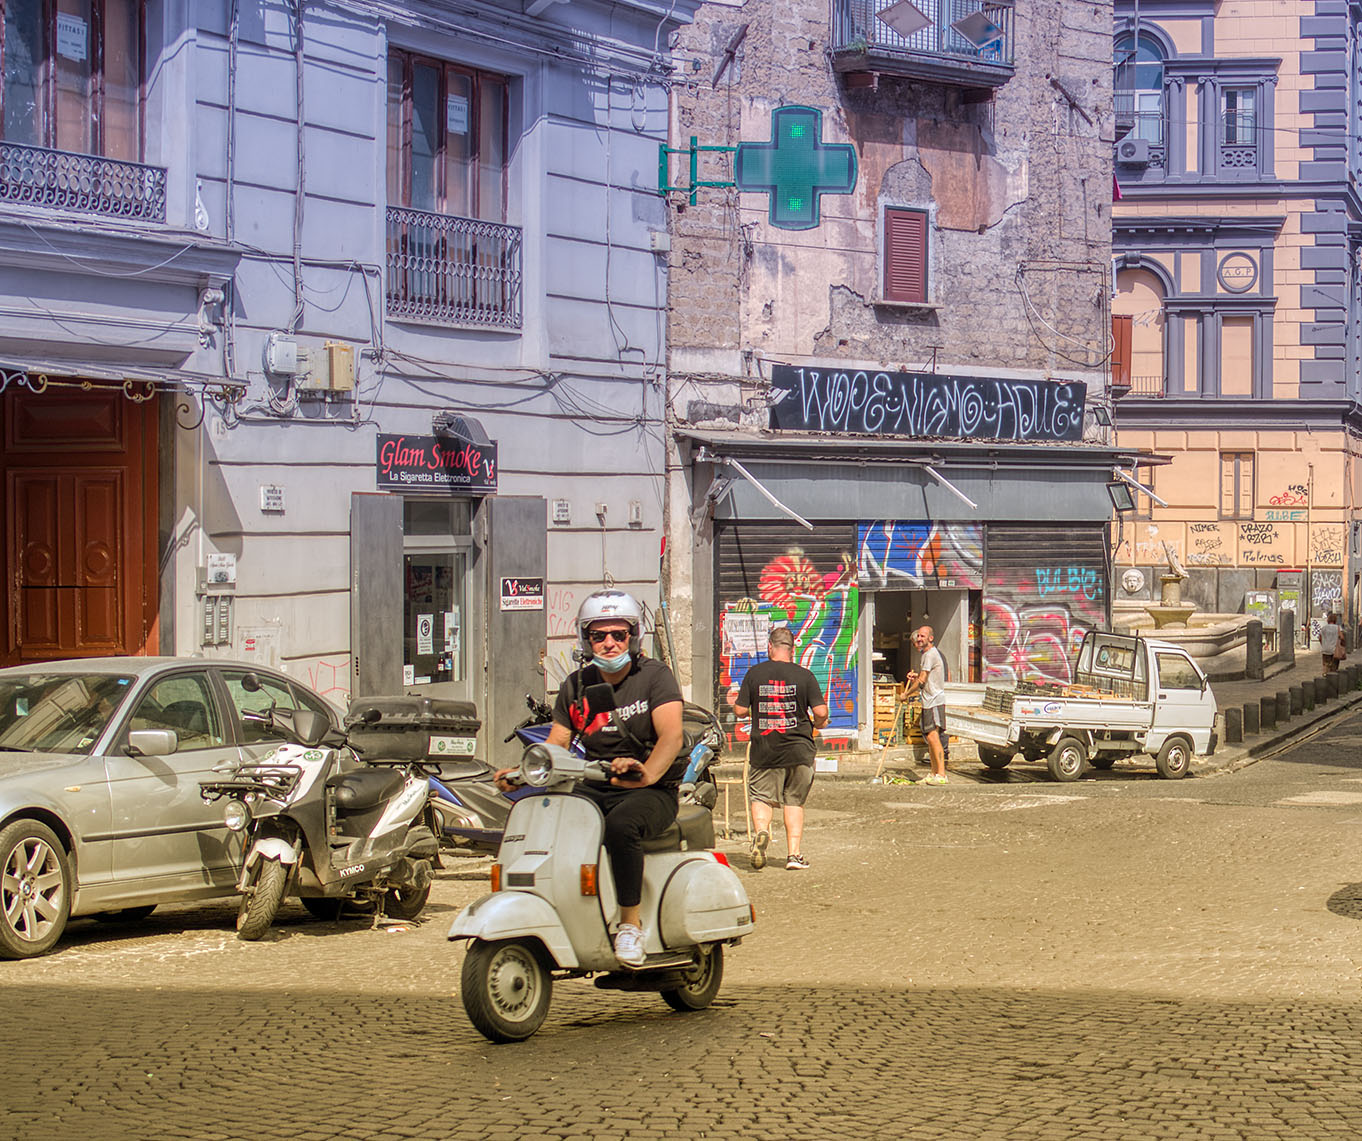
[126,729,178,757]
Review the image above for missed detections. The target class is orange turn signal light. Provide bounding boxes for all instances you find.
[580,864,598,896]
[490,863,502,892]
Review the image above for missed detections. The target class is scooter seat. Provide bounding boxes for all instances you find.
[640,803,716,853]
[328,767,405,812]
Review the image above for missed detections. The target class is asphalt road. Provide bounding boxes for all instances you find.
[4,712,1362,1140]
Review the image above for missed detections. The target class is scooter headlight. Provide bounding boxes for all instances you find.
[520,744,554,787]
[224,800,251,832]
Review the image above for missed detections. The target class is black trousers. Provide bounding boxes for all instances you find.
[574,783,677,910]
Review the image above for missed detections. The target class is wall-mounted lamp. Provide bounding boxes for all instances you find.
[1107,481,1136,512]
[1092,405,1113,427]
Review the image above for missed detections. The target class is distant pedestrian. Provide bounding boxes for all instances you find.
[1321,612,1346,674]
[901,625,949,785]
[732,626,829,871]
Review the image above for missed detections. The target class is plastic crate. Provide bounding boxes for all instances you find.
[345,696,481,762]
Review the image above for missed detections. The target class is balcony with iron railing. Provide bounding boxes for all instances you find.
[386,206,522,330]
[830,0,1015,90]
[0,140,166,223]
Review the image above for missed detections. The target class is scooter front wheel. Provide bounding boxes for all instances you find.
[661,942,724,1012]
[461,938,552,1042]
[236,858,289,941]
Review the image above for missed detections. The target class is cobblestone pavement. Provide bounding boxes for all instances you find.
[5,712,1362,1140]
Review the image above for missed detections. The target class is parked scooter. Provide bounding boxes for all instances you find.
[449,693,752,1042]
[200,688,439,940]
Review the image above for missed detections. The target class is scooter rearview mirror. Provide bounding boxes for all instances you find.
[584,682,616,712]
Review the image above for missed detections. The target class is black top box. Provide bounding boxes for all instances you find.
[345,696,481,762]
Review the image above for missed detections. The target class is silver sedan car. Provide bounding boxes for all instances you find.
[0,657,341,958]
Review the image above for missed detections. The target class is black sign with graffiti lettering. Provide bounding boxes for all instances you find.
[377,434,497,494]
[768,364,1086,442]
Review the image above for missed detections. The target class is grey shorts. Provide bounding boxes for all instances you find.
[749,764,815,807]
[921,703,947,737]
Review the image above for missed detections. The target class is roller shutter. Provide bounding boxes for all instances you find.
[984,523,1110,686]
[715,523,859,737]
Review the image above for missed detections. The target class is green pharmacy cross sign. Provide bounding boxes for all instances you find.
[734,106,857,230]
[657,105,857,231]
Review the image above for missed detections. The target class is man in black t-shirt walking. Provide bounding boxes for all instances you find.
[732,626,829,871]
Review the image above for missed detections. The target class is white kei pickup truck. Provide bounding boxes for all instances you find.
[948,631,1219,782]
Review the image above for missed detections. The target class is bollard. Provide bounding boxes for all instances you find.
[1290,685,1304,716]
[1259,695,1277,730]
[1303,678,1316,710]
[1279,609,1296,667]
[1225,705,1244,744]
[1276,690,1291,724]
[1245,619,1264,681]
[1314,676,1330,705]
[1243,701,1261,735]
[1327,672,1341,698]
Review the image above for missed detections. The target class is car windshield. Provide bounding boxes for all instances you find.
[0,673,136,755]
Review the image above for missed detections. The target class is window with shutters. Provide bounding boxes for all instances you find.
[882,206,928,304]
[1219,451,1254,520]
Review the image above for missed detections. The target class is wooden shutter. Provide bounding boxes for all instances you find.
[884,208,927,303]
[1111,314,1133,390]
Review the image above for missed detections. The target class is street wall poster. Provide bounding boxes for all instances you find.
[500,577,545,611]
[768,363,1086,442]
[377,434,498,493]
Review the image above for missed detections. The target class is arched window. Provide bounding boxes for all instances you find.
[1113,265,1166,396]
[1114,32,1165,144]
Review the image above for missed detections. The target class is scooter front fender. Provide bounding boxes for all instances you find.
[243,836,300,870]
[448,891,579,969]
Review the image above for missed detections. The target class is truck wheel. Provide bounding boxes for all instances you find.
[461,938,552,1042]
[977,746,1013,770]
[1155,737,1192,780]
[1090,756,1116,771]
[1047,737,1087,782]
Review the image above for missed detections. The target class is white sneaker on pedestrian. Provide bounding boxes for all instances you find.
[785,853,810,870]
[918,773,948,785]
[614,922,646,967]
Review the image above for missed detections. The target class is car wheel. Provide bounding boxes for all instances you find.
[461,938,553,1042]
[662,943,725,1012]
[0,819,72,959]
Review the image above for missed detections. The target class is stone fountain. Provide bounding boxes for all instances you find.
[1144,542,1197,629]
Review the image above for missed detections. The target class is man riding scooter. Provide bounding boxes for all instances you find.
[497,590,682,966]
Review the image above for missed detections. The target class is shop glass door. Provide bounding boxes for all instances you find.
[403,499,474,701]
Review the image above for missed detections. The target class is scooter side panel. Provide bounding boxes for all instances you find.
[448,891,578,968]
[657,858,754,947]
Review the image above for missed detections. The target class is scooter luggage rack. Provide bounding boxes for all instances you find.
[200,764,302,801]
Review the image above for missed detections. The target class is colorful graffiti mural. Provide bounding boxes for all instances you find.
[983,564,1106,686]
[856,521,984,588]
[719,550,858,741]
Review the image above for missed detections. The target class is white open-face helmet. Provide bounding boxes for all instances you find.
[577,589,644,656]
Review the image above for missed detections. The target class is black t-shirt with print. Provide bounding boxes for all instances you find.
[736,659,825,769]
[553,656,686,786]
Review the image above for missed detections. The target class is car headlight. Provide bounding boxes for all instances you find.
[520,744,554,787]
[224,800,251,832]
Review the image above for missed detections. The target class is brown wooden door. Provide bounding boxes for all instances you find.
[1,384,158,665]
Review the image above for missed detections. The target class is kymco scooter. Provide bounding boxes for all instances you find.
[449,741,754,1042]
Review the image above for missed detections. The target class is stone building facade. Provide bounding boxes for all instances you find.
[661,0,1134,747]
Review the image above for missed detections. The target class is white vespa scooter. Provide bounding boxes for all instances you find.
[450,739,754,1042]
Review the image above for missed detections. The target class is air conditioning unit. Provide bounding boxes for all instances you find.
[1116,136,1151,167]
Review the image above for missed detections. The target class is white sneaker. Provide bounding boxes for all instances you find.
[614,922,646,967]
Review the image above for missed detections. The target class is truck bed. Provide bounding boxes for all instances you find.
[948,683,1155,748]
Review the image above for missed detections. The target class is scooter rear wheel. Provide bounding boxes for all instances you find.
[661,942,724,1012]
[383,883,430,920]
[461,938,552,1042]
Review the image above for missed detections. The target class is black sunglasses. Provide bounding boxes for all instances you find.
[587,629,631,645]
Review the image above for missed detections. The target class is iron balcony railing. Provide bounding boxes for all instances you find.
[0,140,166,222]
[831,0,1015,77]
[386,206,522,330]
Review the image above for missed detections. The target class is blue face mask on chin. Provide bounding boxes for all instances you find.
[593,648,633,673]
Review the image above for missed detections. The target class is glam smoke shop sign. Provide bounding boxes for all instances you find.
[769,364,1086,442]
[376,435,498,494]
